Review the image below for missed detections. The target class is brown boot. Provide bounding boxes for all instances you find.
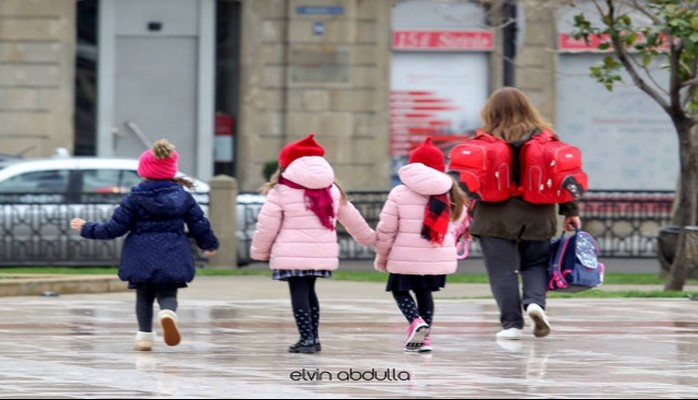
[158,310,181,346]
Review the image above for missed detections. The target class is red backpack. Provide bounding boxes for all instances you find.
[448,129,588,204]
[519,130,588,204]
[448,130,514,202]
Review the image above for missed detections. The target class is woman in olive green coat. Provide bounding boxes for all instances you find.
[470,87,582,340]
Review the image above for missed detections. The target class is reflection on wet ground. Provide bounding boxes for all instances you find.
[0,290,697,398]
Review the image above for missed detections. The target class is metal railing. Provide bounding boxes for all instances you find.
[334,190,673,259]
[0,193,208,266]
[256,190,675,260]
[578,190,674,257]
[0,190,675,266]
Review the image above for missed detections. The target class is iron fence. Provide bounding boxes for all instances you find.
[0,193,207,266]
[337,190,674,259]
[0,190,675,266]
[578,190,674,257]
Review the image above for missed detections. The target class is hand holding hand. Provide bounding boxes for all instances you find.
[374,255,387,272]
[70,218,86,233]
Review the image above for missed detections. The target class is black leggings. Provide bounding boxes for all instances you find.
[287,276,320,344]
[392,290,435,326]
[135,284,178,332]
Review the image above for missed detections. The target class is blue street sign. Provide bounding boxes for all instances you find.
[297,6,345,15]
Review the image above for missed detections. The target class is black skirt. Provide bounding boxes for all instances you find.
[385,273,446,292]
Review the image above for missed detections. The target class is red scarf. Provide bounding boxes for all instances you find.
[421,193,450,245]
[278,176,335,231]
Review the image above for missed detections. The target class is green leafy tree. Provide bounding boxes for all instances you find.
[572,0,698,290]
[262,160,279,182]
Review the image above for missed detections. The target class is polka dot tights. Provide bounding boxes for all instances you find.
[288,276,320,345]
[392,290,434,326]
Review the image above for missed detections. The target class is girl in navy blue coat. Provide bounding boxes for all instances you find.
[70,139,219,351]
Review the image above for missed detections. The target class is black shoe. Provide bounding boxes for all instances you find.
[288,340,316,354]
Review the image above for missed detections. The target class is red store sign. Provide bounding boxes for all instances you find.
[393,30,494,51]
[558,32,670,52]
[558,33,612,52]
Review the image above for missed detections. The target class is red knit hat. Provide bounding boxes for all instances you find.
[138,139,179,179]
[278,133,325,168]
[408,136,445,172]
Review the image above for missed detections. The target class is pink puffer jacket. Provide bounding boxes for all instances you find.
[250,156,376,270]
[374,163,460,275]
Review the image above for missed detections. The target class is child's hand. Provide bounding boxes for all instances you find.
[203,250,216,257]
[374,255,387,272]
[70,218,86,233]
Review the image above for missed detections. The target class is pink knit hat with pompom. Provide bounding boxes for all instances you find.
[138,139,179,179]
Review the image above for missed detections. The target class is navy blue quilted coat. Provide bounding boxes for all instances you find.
[80,180,219,288]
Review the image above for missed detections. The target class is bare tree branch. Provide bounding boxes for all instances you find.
[489,17,517,31]
[626,51,670,97]
[682,77,698,89]
[629,0,662,24]
[681,57,698,109]
[603,0,671,112]
[689,55,697,83]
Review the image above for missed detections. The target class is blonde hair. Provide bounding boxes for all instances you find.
[260,168,282,195]
[259,167,347,201]
[480,87,552,142]
[448,175,467,221]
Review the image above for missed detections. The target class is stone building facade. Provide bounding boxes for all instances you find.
[237,0,392,191]
[0,0,75,158]
[7,0,648,191]
[0,0,393,191]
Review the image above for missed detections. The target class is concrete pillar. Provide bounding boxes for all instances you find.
[207,175,238,268]
[488,0,505,92]
[516,0,558,121]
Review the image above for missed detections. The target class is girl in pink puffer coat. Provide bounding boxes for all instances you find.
[251,134,376,354]
[374,136,468,353]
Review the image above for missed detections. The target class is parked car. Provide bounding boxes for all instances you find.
[0,157,264,266]
[0,156,208,194]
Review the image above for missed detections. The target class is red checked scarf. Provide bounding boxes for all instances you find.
[278,176,335,231]
[421,193,450,245]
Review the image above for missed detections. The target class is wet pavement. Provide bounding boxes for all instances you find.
[1,275,698,398]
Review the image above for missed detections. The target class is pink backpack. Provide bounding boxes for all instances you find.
[453,209,472,260]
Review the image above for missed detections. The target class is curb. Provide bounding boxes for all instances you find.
[0,274,128,297]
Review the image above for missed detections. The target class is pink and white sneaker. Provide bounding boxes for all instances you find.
[403,317,430,351]
[418,335,433,352]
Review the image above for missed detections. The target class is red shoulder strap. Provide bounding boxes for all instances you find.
[535,129,557,142]
[474,129,503,142]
